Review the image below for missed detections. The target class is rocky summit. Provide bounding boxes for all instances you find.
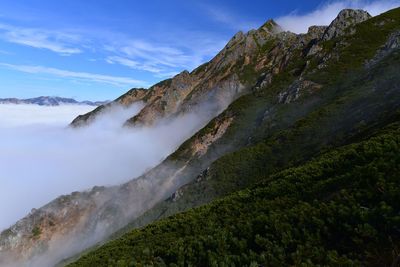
[1,7,400,267]
[322,9,371,40]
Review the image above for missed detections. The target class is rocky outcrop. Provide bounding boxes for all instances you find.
[278,80,322,104]
[322,9,371,40]
[124,71,195,126]
[182,116,234,158]
[367,30,400,67]
[307,26,328,40]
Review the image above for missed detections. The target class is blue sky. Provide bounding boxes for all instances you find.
[0,0,398,101]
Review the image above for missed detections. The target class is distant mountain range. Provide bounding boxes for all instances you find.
[0,96,109,106]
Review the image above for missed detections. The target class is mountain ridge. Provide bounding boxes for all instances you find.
[1,7,400,267]
[0,96,109,106]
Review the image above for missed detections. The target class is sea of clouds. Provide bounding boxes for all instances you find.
[0,102,212,230]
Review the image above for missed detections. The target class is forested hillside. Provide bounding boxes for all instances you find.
[69,121,400,267]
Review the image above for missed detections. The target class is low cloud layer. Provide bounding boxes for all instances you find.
[0,102,211,230]
[276,0,400,33]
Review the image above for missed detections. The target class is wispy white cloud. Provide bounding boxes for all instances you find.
[120,40,187,67]
[106,55,164,73]
[0,62,147,87]
[0,13,228,82]
[200,3,260,31]
[154,71,180,78]
[104,34,226,78]
[0,48,12,55]
[276,0,400,33]
[0,15,227,80]
[0,23,82,55]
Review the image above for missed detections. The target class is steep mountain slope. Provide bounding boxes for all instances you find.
[66,9,400,265]
[1,7,400,267]
[68,121,400,267]
[105,7,400,236]
[66,7,400,266]
[70,19,291,128]
[0,96,107,106]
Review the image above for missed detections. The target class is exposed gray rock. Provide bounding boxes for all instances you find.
[307,25,328,40]
[367,30,400,67]
[322,9,371,41]
[278,80,322,104]
[386,30,400,50]
[307,43,323,56]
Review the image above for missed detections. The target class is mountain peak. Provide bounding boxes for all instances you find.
[322,8,371,40]
[259,19,281,33]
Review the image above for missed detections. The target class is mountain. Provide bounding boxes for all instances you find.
[1,7,400,267]
[0,96,108,106]
[70,19,284,128]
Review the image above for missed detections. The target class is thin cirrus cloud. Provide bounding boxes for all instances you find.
[0,23,82,55]
[276,0,400,34]
[104,35,226,77]
[0,20,224,79]
[0,16,228,84]
[199,3,260,31]
[106,56,164,74]
[106,40,192,71]
[0,62,148,87]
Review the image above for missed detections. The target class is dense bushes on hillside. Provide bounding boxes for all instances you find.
[69,123,400,267]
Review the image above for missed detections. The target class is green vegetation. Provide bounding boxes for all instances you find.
[31,226,41,238]
[191,62,209,76]
[259,38,276,54]
[238,61,258,85]
[69,123,400,267]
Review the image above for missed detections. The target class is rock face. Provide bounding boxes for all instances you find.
[368,30,400,66]
[278,80,322,104]
[0,8,383,267]
[322,9,371,40]
[125,71,196,126]
[307,25,328,40]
